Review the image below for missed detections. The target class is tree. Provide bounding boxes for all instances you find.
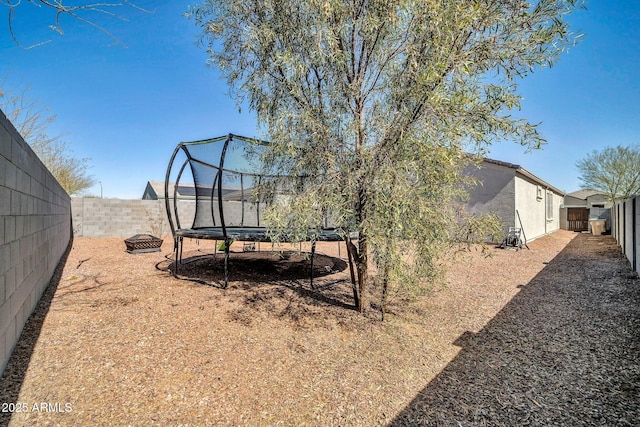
[190,0,582,315]
[1,84,94,195]
[576,145,640,202]
[2,0,148,48]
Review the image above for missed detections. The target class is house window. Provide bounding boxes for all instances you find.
[546,192,554,220]
[536,186,543,201]
[592,204,605,208]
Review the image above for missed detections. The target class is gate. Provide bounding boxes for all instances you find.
[567,208,589,231]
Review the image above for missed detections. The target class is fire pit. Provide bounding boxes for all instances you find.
[124,234,163,254]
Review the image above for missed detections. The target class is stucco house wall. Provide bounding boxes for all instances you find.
[465,158,564,243]
[551,192,565,232]
[585,194,610,208]
[465,161,516,232]
[514,175,563,241]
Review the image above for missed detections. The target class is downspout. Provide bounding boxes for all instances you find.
[545,187,548,236]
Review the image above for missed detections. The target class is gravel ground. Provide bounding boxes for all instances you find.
[391,233,640,426]
[0,230,638,426]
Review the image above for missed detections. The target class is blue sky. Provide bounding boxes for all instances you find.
[1,1,638,198]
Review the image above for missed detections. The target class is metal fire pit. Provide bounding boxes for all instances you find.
[124,234,163,254]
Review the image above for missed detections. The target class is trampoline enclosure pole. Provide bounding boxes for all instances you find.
[223,238,231,289]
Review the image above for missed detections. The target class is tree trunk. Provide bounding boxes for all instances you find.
[353,107,368,312]
[357,233,368,312]
[345,236,360,309]
[354,182,368,313]
[381,271,389,321]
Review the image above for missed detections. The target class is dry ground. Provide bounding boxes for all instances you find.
[0,230,638,426]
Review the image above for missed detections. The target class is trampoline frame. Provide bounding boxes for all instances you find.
[164,133,352,289]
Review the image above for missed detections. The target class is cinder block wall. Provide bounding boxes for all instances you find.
[624,199,634,267]
[71,198,196,238]
[0,108,71,373]
[612,197,640,274]
[71,198,269,239]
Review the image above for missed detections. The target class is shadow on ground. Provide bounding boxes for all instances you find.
[390,234,640,426]
[171,250,348,282]
[0,237,73,427]
[156,249,358,319]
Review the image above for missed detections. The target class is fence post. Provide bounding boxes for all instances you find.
[616,203,620,242]
[633,197,637,271]
[619,201,623,244]
[612,203,616,241]
[614,202,617,243]
[618,202,621,244]
[615,203,618,242]
[622,201,626,255]
[612,203,616,242]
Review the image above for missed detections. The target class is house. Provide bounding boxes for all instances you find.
[560,189,612,232]
[143,181,213,200]
[142,180,255,201]
[142,181,179,200]
[147,157,566,244]
[465,158,565,243]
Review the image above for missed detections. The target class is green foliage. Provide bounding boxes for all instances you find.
[576,145,640,202]
[190,0,582,315]
[218,240,234,251]
[452,209,505,248]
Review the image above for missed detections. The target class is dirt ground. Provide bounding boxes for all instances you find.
[0,230,638,426]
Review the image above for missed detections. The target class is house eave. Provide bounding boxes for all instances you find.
[482,157,565,196]
[516,167,565,196]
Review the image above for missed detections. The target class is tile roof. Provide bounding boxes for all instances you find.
[566,189,607,200]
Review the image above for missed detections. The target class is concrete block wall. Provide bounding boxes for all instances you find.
[71,198,268,239]
[0,108,71,373]
[193,199,261,229]
[612,197,640,273]
[71,198,196,238]
[624,199,634,267]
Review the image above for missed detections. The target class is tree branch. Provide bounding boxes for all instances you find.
[3,0,151,48]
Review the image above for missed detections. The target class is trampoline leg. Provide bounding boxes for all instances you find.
[310,241,317,289]
[173,237,178,276]
[173,236,182,277]
[223,238,231,289]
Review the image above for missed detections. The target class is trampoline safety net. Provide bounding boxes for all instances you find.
[164,133,337,241]
[163,133,350,289]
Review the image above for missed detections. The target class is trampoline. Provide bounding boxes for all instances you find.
[164,133,351,288]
